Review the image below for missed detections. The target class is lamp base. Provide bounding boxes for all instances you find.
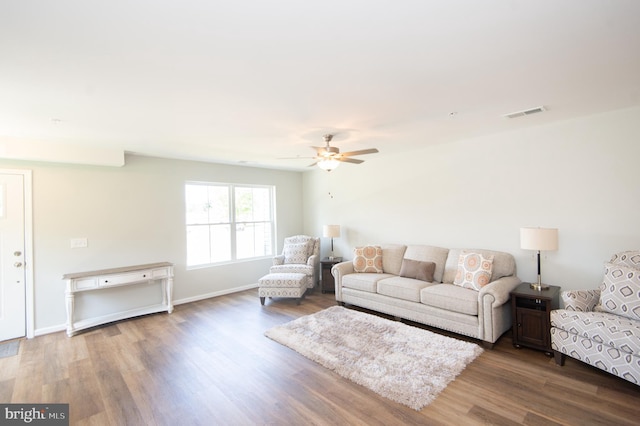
[529,282,549,291]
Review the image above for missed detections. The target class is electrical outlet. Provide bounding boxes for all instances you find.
[70,238,88,248]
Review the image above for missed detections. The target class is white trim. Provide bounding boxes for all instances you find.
[173,283,258,306]
[0,169,34,338]
[34,323,66,337]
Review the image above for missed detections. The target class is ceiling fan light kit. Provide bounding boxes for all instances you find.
[310,134,379,172]
[317,158,341,171]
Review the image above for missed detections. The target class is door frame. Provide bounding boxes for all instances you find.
[1,169,34,338]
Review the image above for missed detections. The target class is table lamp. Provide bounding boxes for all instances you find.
[323,225,341,260]
[520,227,558,290]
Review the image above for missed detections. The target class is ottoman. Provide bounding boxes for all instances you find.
[258,272,307,305]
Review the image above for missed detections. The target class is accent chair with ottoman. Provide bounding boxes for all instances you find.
[550,250,640,385]
[258,235,320,305]
[270,235,320,289]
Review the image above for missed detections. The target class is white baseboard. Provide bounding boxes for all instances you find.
[35,324,67,336]
[33,283,259,337]
[173,283,258,305]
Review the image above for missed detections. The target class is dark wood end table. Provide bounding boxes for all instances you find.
[510,282,560,355]
[320,257,342,293]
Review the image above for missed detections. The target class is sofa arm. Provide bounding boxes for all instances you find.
[561,289,600,311]
[273,255,285,266]
[479,276,522,306]
[331,261,354,301]
[478,275,521,343]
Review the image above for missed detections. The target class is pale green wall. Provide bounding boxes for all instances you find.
[0,154,303,334]
[303,106,640,292]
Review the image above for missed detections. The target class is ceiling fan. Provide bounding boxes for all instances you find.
[308,134,379,171]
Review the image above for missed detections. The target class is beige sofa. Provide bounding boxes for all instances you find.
[332,244,521,347]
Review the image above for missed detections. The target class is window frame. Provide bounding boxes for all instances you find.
[185,181,276,269]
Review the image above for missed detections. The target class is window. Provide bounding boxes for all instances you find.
[185,182,275,267]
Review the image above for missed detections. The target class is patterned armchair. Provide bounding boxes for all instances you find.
[270,235,320,289]
[550,251,640,385]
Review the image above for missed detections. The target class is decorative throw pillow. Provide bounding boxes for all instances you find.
[353,245,383,273]
[284,242,310,264]
[597,262,640,321]
[399,259,436,282]
[561,289,601,312]
[453,251,494,290]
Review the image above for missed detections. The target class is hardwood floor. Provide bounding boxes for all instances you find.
[2,289,640,425]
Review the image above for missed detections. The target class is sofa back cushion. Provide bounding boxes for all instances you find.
[443,248,516,284]
[597,262,640,321]
[380,244,407,275]
[403,245,449,282]
[610,251,640,270]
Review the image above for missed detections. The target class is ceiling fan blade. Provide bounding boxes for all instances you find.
[339,157,364,164]
[307,161,318,167]
[340,148,379,157]
[278,156,315,160]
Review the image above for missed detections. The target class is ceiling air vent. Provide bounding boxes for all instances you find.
[503,106,546,119]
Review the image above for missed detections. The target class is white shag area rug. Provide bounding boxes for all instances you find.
[265,306,483,411]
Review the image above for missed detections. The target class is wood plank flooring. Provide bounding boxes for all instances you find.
[2,289,640,425]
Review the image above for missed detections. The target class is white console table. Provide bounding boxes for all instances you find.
[64,262,174,337]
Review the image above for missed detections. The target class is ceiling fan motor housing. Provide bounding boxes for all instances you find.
[324,146,339,156]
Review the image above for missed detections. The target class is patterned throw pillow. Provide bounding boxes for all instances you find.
[353,245,384,273]
[284,242,310,264]
[561,290,601,312]
[597,262,640,321]
[453,251,494,290]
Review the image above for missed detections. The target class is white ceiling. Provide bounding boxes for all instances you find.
[1,1,639,170]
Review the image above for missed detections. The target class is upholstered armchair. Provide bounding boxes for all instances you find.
[270,235,320,289]
[550,250,640,386]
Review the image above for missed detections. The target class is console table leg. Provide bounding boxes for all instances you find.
[166,276,174,313]
[65,290,75,337]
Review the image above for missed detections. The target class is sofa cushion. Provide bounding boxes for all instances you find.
[270,264,313,276]
[353,245,384,273]
[421,284,479,316]
[377,276,434,303]
[551,309,640,356]
[403,245,449,282]
[596,262,640,321]
[381,244,407,275]
[399,259,435,282]
[443,248,515,284]
[284,242,311,264]
[342,272,394,293]
[453,251,494,290]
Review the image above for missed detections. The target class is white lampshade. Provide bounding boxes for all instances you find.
[317,159,340,171]
[323,225,341,238]
[520,227,558,251]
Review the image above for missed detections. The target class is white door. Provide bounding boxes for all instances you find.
[0,174,26,341]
